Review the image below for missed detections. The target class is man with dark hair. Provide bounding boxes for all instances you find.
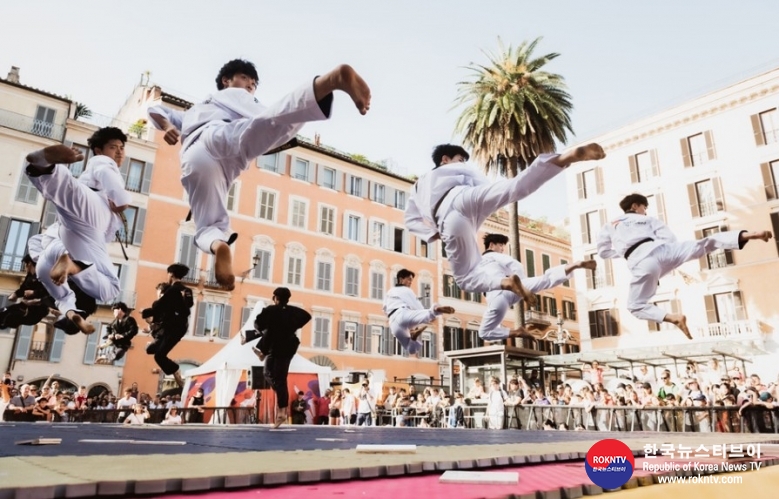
[148,60,371,290]
[100,302,138,362]
[23,127,131,335]
[0,255,55,330]
[478,234,596,340]
[406,142,605,304]
[240,287,311,428]
[598,193,772,338]
[143,264,194,387]
[382,269,454,354]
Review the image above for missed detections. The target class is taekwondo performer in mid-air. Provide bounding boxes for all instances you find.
[148,59,371,290]
[477,233,596,340]
[382,269,454,355]
[405,143,605,306]
[23,127,131,335]
[597,193,773,339]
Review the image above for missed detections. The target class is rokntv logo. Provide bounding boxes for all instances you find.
[585,439,635,489]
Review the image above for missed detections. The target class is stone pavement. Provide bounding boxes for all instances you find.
[1,422,776,499]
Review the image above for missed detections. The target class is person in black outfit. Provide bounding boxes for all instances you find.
[142,264,194,387]
[187,388,205,423]
[102,302,138,361]
[291,391,307,425]
[241,287,311,428]
[0,255,55,329]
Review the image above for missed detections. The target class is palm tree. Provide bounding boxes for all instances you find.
[454,37,574,335]
[74,102,92,120]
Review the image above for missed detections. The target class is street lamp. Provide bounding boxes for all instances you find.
[239,252,261,283]
[540,312,571,355]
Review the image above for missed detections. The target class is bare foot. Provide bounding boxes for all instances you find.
[553,143,606,167]
[173,371,184,387]
[67,310,95,335]
[666,313,692,340]
[27,145,84,165]
[50,253,77,286]
[273,409,287,429]
[331,65,371,114]
[501,275,536,308]
[410,326,427,341]
[212,241,235,291]
[434,306,455,314]
[508,327,535,339]
[578,260,598,271]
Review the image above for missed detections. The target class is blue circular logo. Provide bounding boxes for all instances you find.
[585,439,635,489]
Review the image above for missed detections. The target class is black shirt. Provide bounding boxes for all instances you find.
[254,304,311,358]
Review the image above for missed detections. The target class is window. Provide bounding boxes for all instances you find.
[420,283,432,308]
[372,184,385,203]
[542,296,558,317]
[371,221,386,247]
[292,158,309,180]
[348,176,363,196]
[345,266,360,297]
[0,218,35,272]
[560,258,570,287]
[443,274,461,299]
[525,249,536,277]
[541,254,551,273]
[347,215,361,242]
[697,226,733,269]
[464,291,481,303]
[125,159,145,193]
[370,271,385,300]
[630,151,658,183]
[319,206,335,235]
[32,105,56,137]
[562,300,576,321]
[257,190,276,221]
[759,109,779,144]
[393,227,406,253]
[394,190,406,209]
[576,167,604,199]
[196,303,225,338]
[15,174,38,204]
[681,132,716,167]
[419,240,429,258]
[688,133,707,165]
[321,167,336,189]
[117,206,147,245]
[251,250,271,281]
[316,261,333,291]
[443,326,464,351]
[588,308,619,338]
[693,179,719,217]
[585,254,612,289]
[580,210,604,245]
[771,213,779,256]
[290,199,307,228]
[67,144,90,177]
[705,292,746,324]
[286,256,302,286]
[260,153,279,172]
[645,194,666,224]
[420,332,436,359]
[226,183,238,212]
[313,317,331,348]
[760,160,779,201]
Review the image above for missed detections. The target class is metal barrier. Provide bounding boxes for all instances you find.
[2,407,258,424]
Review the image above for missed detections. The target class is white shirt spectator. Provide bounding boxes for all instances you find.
[125,413,147,424]
[161,413,183,425]
[117,396,137,410]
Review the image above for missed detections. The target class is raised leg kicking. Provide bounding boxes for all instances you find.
[477,234,596,340]
[405,143,604,306]
[597,193,773,339]
[149,60,371,290]
[383,269,454,355]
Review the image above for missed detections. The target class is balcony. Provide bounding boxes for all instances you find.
[524,310,552,331]
[27,340,53,361]
[0,108,65,141]
[0,253,25,275]
[97,289,137,308]
[696,320,762,340]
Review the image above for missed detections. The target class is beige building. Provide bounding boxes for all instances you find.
[566,67,779,377]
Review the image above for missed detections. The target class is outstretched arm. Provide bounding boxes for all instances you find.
[148,106,183,145]
[596,225,619,259]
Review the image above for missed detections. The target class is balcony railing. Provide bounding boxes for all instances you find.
[696,319,761,339]
[0,253,25,274]
[524,310,552,330]
[0,108,66,141]
[97,289,136,308]
[27,340,52,361]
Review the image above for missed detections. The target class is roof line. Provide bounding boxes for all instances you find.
[0,78,71,103]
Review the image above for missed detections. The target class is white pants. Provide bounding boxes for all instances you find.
[480,265,569,340]
[182,80,330,254]
[389,308,437,354]
[439,154,562,293]
[28,166,120,313]
[627,230,743,323]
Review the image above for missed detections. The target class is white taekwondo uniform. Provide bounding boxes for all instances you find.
[382,285,441,354]
[597,212,743,323]
[149,82,331,254]
[26,155,127,313]
[478,251,571,340]
[405,154,561,293]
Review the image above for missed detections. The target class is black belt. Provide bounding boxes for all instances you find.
[624,238,654,259]
[432,187,458,225]
[388,308,404,318]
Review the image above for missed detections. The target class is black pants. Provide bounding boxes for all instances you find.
[148,325,187,375]
[0,304,50,329]
[264,354,294,409]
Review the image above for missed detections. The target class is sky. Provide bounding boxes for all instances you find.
[3,1,779,223]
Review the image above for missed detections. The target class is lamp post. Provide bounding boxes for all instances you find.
[541,312,571,355]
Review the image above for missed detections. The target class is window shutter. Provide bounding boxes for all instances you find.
[133,208,146,245]
[650,149,660,177]
[316,164,325,186]
[430,333,437,359]
[0,294,7,310]
[628,156,638,184]
[241,306,252,328]
[342,213,349,239]
[576,172,585,198]
[609,308,620,336]
[261,251,271,280]
[695,229,707,269]
[751,114,766,146]
[604,259,613,287]
[360,178,369,198]
[687,184,700,218]
[599,209,607,227]
[49,328,67,363]
[360,218,368,245]
[140,162,154,194]
[579,214,589,245]
[595,167,604,195]
[703,295,718,324]
[28,222,40,240]
[365,325,372,354]
[712,177,725,212]
[338,321,346,350]
[733,291,746,321]
[585,257,594,290]
[680,137,692,168]
[194,302,207,336]
[702,130,716,161]
[306,162,316,183]
[384,186,395,206]
[771,213,779,256]
[16,175,38,204]
[119,157,130,183]
[355,324,364,353]
[344,174,352,194]
[221,305,232,339]
[14,325,34,360]
[655,194,667,224]
[760,163,776,200]
[82,323,100,364]
[334,170,343,191]
[42,201,58,228]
